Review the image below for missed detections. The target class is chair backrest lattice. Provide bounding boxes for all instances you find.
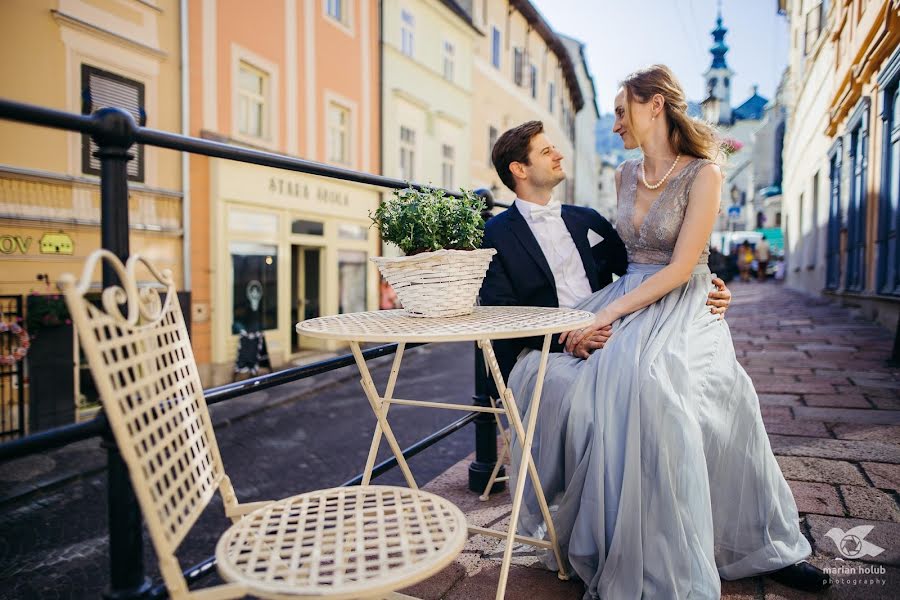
[60,251,228,585]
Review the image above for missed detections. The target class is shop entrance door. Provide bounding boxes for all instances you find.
[291,245,322,352]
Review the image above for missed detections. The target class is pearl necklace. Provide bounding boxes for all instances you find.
[641,154,681,190]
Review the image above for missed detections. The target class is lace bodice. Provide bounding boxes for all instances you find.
[615,157,712,265]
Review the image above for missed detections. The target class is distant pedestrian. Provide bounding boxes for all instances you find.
[756,235,771,281]
[737,240,754,282]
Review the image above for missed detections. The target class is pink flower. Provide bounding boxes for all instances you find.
[65,319,72,325]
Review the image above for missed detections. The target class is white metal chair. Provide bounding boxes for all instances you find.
[60,250,467,600]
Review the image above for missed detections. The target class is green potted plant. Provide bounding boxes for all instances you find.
[369,185,495,317]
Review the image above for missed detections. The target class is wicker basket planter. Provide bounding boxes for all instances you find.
[371,248,496,317]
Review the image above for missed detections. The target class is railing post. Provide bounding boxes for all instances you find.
[92,107,152,599]
[469,188,504,493]
[468,344,504,493]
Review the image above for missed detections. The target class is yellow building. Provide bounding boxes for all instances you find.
[0,0,185,294]
[381,0,479,210]
[466,0,584,204]
[780,0,900,333]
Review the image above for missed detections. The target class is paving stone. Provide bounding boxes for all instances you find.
[776,457,867,486]
[860,463,900,492]
[758,394,803,407]
[755,383,839,395]
[793,407,900,425]
[796,344,858,352]
[721,576,763,600]
[839,485,900,523]
[806,514,900,567]
[762,561,899,598]
[869,396,900,410]
[764,420,831,438]
[400,561,467,599]
[829,424,900,443]
[787,481,845,516]
[772,367,814,375]
[769,436,900,463]
[802,394,871,409]
[443,563,584,600]
[760,405,794,421]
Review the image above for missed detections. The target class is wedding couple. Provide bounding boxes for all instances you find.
[479,65,830,599]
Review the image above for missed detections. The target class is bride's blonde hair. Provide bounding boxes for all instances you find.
[621,64,722,161]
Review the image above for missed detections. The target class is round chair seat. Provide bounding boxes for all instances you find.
[215,485,468,600]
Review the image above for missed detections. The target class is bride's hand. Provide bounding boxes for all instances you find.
[560,308,618,353]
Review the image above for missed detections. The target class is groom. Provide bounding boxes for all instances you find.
[478,120,731,381]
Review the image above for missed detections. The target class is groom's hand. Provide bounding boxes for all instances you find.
[707,277,731,319]
[572,325,613,359]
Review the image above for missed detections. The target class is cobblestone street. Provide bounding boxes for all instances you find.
[1,281,899,599]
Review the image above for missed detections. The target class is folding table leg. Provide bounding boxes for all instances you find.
[479,395,510,501]
[349,342,418,489]
[361,343,406,485]
[481,336,568,599]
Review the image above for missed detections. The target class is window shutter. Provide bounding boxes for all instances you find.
[81,65,146,182]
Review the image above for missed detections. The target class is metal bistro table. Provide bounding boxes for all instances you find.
[297,305,595,600]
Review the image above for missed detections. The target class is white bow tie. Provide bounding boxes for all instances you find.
[529,200,562,223]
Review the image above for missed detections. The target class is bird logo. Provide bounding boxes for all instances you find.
[825,526,884,559]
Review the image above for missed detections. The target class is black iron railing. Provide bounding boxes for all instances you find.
[0,97,508,599]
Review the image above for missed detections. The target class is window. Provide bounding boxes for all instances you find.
[338,250,368,314]
[846,100,869,292]
[513,48,524,86]
[441,144,454,190]
[80,65,145,182]
[326,0,348,25]
[877,51,900,295]
[548,82,556,114]
[796,193,805,271]
[809,171,820,269]
[237,61,268,139]
[488,126,498,167]
[399,126,416,180]
[826,140,843,290]
[230,242,278,332]
[291,219,324,235]
[443,41,455,82]
[530,64,538,99]
[491,27,501,69]
[401,10,415,57]
[327,101,351,165]
[803,1,824,55]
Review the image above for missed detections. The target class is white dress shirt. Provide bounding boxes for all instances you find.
[514,197,592,308]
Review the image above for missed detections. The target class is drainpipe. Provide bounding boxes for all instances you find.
[180,0,191,292]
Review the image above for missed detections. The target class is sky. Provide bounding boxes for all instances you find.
[531,0,790,115]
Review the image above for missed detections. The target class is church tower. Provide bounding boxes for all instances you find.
[702,5,734,125]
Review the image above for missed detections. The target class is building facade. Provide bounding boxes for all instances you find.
[380,0,478,257]
[188,0,381,380]
[0,0,184,296]
[780,0,900,332]
[559,34,602,210]
[465,0,584,204]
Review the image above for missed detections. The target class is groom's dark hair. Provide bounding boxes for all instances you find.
[492,120,544,193]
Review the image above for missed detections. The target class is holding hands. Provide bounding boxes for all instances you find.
[559,277,732,359]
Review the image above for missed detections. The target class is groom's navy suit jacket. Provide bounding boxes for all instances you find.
[479,202,628,391]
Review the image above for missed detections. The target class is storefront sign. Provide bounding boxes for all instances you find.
[268,177,350,208]
[39,232,74,255]
[0,235,32,254]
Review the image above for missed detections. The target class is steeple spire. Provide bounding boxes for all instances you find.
[710,1,729,70]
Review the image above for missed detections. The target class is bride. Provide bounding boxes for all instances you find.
[507,65,829,599]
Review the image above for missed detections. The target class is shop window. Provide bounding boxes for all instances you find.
[81,64,145,182]
[230,242,278,333]
[846,99,869,292]
[338,250,367,314]
[338,223,367,240]
[291,219,324,235]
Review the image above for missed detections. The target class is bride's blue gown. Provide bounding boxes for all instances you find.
[508,158,810,599]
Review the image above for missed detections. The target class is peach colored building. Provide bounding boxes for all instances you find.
[188,0,381,381]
